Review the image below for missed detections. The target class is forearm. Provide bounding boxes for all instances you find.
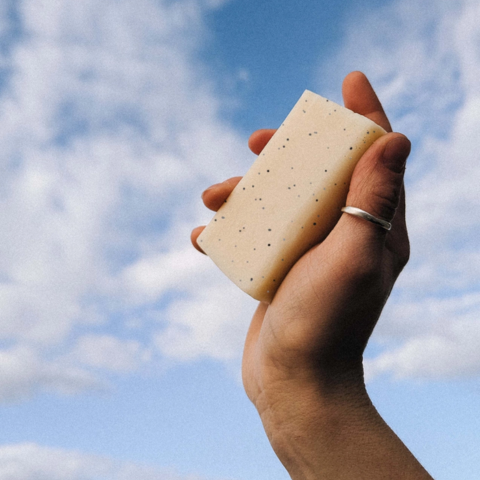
[259,377,433,480]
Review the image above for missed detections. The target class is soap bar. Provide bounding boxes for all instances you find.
[198,90,386,303]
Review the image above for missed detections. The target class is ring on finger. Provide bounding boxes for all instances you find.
[341,206,392,231]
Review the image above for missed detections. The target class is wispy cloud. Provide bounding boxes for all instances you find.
[0,0,256,401]
[7,0,477,399]
[0,443,227,480]
[0,346,103,402]
[320,0,480,380]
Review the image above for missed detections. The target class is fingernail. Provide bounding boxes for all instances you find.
[382,136,411,173]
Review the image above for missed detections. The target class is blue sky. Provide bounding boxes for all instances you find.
[0,0,479,479]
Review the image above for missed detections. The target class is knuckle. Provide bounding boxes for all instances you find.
[367,174,402,221]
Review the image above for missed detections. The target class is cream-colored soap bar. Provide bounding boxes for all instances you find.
[198,90,386,303]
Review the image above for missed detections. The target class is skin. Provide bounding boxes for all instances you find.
[191,72,433,479]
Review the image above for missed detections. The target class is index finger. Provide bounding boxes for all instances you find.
[342,71,392,133]
[342,72,407,223]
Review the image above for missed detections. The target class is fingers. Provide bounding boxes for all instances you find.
[248,129,276,154]
[342,71,392,133]
[201,128,274,211]
[191,176,243,254]
[196,129,274,253]
[193,128,274,255]
[341,72,410,269]
[197,73,399,259]
[201,176,242,211]
[341,132,411,243]
[191,226,206,254]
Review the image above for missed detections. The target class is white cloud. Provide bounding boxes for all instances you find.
[365,293,480,380]
[321,0,480,380]
[3,0,480,394]
[155,280,255,362]
[0,0,254,401]
[0,443,222,480]
[71,334,151,373]
[365,316,480,381]
[119,245,257,363]
[0,346,102,402]
[120,247,213,305]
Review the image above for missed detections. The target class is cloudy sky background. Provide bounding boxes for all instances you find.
[0,0,478,478]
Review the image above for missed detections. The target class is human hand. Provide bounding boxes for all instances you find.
[192,72,432,479]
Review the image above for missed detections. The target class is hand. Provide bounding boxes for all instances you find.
[192,72,432,479]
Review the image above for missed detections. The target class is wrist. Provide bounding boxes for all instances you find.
[271,392,377,479]
[256,364,371,473]
[256,367,432,479]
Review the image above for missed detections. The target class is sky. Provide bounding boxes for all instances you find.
[0,0,479,479]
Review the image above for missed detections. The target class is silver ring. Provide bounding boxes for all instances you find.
[341,206,392,231]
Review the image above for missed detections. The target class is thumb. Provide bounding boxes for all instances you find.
[339,132,411,242]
